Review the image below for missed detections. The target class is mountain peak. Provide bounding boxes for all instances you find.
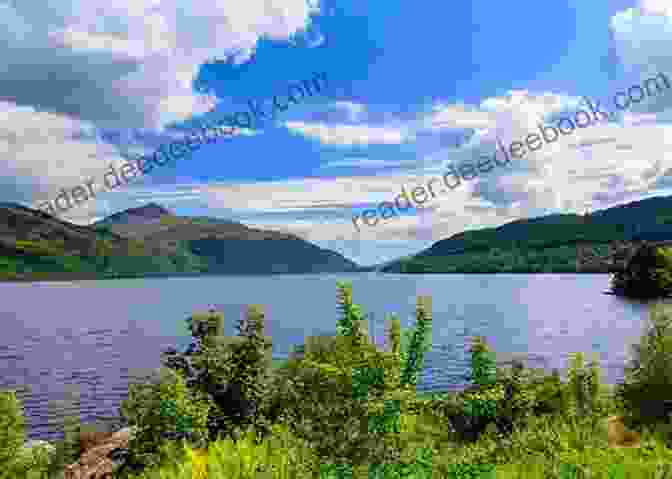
[95,203,173,226]
[128,203,173,217]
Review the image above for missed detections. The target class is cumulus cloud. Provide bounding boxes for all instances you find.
[5,0,320,129]
[320,157,424,169]
[285,121,413,145]
[420,81,672,223]
[139,2,672,264]
[0,0,321,207]
[0,101,127,206]
[610,1,672,112]
[265,81,672,245]
[141,66,672,249]
[11,0,672,268]
[426,104,495,130]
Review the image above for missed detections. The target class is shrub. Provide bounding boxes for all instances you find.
[566,352,591,418]
[187,310,224,342]
[198,306,273,441]
[527,370,566,417]
[441,344,574,444]
[270,337,396,466]
[387,313,401,357]
[10,441,55,479]
[38,391,83,479]
[122,422,321,479]
[616,302,672,429]
[120,367,210,471]
[270,282,432,471]
[437,337,510,443]
[0,389,26,475]
[226,305,274,438]
[162,307,275,443]
[468,336,497,387]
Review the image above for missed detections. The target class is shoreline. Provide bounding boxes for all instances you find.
[0,270,614,284]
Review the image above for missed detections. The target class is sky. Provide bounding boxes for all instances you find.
[3,0,672,267]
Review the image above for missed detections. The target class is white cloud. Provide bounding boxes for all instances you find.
[14,0,672,268]
[320,157,421,169]
[4,0,319,129]
[640,0,672,19]
[0,0,321,207]
[610,2,672,114]
[285,121,413,145]
[109,80,672,249]
[0,101,129,205]
[427,104,494,130]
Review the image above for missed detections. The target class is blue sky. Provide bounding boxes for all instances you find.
[4,0,672,266]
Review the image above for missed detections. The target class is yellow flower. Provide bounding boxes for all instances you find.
[191,448,208,479]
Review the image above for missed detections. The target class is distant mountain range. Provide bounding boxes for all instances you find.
[378,195,672,274]
[5,194,672,281]
[0,202,360,281]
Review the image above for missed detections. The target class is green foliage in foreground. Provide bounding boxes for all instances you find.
[0,390,26,471]
[266,282,433,472]
[6,286,672,478]
[121,367,211,470]
[616,302,672,429]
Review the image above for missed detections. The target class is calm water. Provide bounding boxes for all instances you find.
[0,273,660,440]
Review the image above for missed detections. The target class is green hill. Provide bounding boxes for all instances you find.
[0,202,360,281]
[381,195,672,273]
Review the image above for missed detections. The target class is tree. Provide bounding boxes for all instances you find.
[616,302,672,429]
[610,244,672,298]
[162,308,274,443]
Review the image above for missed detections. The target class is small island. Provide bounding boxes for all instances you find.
[609,241,672,299]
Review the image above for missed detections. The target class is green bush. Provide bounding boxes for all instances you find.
[33,389,83,479]
[527,369,566,417]
[227,305,275,438]
[468,336,497,387]
[0,389,26,476]
[120,367,210,470]
[263,357,385,466]
[269,282,433,473]
[563,352,606,418]
[186,310,224,341]
[268,331,410,467]
[114,422,323,479]
[9,441,55,479]
[181,306,275,442]
[616,302,672,429]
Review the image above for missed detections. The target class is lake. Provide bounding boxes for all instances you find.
[0,273,660,440]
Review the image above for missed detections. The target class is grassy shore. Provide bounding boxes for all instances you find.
[113,382,672,479]
[6,363,671,478]
[3,283,672,479]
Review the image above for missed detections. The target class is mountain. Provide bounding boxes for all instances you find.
[0,202,359,281]
[380,195,672,274]
[0,202,203,281]
[95,203,172,225]
[94,205,360,275]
